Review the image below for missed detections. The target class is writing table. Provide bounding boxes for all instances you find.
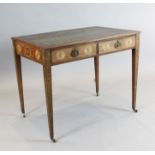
[12,26,140,142]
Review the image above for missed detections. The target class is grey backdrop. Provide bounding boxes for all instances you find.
[0,4,155,150]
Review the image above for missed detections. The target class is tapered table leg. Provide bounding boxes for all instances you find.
[94,44,99,96]
[94,56,97,82]
[43,51,56,142]
[132,34,140,112]
[13,46,25,117]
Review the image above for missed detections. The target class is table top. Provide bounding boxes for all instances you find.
[12,26,139,49]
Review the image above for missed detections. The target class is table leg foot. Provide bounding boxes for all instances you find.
[132,106,138,113]
[96,92,99,96]
[23,113,26,118]
[51,138,56,143]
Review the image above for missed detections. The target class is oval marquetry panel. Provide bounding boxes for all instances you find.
[56,51,66,60]
[125,37,133,47]
[35,49,41,60]
[84,46,93,56]
[99,36,136,54]
[24,47,31,57]
[101,42,111,51]
[16,43,23,54]
[52,43,96,64]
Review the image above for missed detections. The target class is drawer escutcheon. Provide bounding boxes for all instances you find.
[71,48,79,57]
[114,40,122,48]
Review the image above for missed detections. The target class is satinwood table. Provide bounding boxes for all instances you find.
[12,26,140,142]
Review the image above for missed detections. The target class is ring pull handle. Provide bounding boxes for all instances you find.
[114,40,122,48]
[71,48,79,57]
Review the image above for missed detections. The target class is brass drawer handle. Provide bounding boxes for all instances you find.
[71,48,79,57]
[114,40,122,48]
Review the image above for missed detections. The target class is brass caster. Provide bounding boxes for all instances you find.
[132,107,138,113]
[51,138,56,143]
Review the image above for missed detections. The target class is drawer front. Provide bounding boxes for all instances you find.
[99,36,136,54]
[52,43,96,64]
[15,41,42,63]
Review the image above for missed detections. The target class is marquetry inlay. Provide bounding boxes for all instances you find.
[56,51,66,60]
[16,43,23,54]
[35,49,41,60]
[125,37,133,47]
[84,46,93,56]
[15,41,42,62]
[101,42,111,51]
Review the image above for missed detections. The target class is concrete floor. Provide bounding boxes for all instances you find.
[0,59,155,150]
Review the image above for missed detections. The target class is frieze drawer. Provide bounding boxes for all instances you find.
[99,36,136,54]
[52,43,96,64]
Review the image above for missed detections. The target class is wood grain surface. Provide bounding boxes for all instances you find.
[12,26,139,49]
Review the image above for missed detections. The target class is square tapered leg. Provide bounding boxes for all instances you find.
[94,56,99,96]
[43,51,56,142]
[13,42,25,117]
[132,34,140,112]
